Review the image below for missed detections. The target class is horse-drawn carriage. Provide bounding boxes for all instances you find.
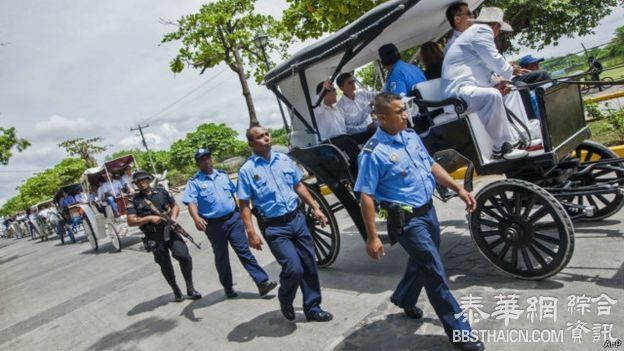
[263,0,624,279]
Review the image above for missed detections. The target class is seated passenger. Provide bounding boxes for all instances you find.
[97,176,122,217]
[513,54,551,85]
[314,80,362,176]
[378,43,426,96]
[444,1,473,53]
[335,72,377,144]
[441,7,529,160]
[120,166,136,193]
[419,42,444,80]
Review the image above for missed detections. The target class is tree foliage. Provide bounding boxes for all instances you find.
[58,137,107,168]
[0,126,30,165]
[107,149,172,174]
[161,0,287,126]
[0,158,86,216]
[169,123,247,169]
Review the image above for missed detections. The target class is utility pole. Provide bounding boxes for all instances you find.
[130,124,157,174]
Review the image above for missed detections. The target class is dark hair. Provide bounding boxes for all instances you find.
[373,93,402,115]
[378,43,401,66]
[445,2,468,29]
[420,42,444,69]
[588,56,595,60]
[315,81,324,95]
[336,72,354,88]
[246,125,264,141]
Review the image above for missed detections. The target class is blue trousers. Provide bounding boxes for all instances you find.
[204,211,269,289]
[390,207,471,340]
[264,211,322,317]
[54,219,75,243]
[105,196,120,216]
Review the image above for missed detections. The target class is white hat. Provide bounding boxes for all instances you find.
[470,7,512,32]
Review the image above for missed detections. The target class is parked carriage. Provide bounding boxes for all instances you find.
[262,0,624,279]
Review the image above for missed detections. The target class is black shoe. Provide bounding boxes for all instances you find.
[187,288,202,300]
[306,309,333,322]
[225,288,238,298]
[453,341,485,351]
[258,280,277,297]
[280,304,295,321]
[403,305,423,319]
[173,287,183,302]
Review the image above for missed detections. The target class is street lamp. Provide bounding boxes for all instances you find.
[254,31,289,133]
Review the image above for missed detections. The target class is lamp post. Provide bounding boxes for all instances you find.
[254,31,289,133]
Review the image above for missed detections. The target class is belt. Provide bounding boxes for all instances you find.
[405,199,433,220]
[264,210,300,226]
[203,209,238,223]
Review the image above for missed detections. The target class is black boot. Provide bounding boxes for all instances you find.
[186,281,202,300]
[173,285,183,302]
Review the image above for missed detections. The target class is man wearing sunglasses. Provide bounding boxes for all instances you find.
[336,72,378,144]
[444,2,474,53]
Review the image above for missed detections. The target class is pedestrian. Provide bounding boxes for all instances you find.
[183,148,277,298]
[355,93,484,351]
[237,125,333,322]
[127,170,202,302]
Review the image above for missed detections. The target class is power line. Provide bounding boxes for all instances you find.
[130,124,157,174]
[140,67,228,124]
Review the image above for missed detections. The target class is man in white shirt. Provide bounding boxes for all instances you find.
[98,175,122,216]
[335,72,377,144]
[119,166,136,193]
[441,7,530,160]
[444,2,473,54]
[314,80,361,175]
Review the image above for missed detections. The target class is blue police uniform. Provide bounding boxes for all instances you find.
[384,59,426,96]
[183,169,270,290]
[237,151,323,317]
[354,127,472,340]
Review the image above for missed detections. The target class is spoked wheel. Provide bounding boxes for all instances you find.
[301,183,340,268]
[601,76,614,90]
[469,179,574,280]
[566,140,624,221]
[83,216,98,251]
[108,224,122,252]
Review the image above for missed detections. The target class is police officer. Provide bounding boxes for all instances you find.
[355,93,484,351]
[237,125,333,322]
[183,148,277,298]
[127,170,202,302]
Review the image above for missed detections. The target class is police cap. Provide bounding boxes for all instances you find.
[194,148,212,161]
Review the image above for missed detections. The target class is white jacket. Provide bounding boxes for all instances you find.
[441,24,513,98]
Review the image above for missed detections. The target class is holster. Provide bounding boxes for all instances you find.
[142,237,158,252]
[380,201,406,245]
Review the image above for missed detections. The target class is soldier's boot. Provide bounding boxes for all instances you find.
[185,281,202,300]
[172,285,183,302]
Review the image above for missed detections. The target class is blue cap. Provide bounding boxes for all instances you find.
[518,54,544,68]
[194,148,212,161]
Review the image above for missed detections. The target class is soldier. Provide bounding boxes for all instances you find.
[183,148,277,298]
[354,93,484,351]
[127,170,202,302]
[237,125,333,322]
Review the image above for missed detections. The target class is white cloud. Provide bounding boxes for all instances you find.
[34,114,97,135]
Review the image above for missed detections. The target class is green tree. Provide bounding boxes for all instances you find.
[169,123,247,169]
[161,0,286,126]
[606,25,624,57]
[280,0,623,50]
[58,137,107,168]
[0,126,30,165]
[269,127,288,146]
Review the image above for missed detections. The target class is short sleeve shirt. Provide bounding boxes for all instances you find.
[237,151,304,218]
[354,128,436,208]
[126,188,175,241]
[384,60,427,96]
[182,170,237,219]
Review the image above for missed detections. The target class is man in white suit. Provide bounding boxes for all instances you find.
[441,7,530,160]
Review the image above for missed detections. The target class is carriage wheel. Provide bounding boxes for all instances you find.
[469,179,574,280]
[301,184,340,268]
[567,140,624,221]
[83,216,98,251]
[108,224,122,252]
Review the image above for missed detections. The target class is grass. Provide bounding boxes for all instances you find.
[587,118,624,146]
[604,65,624,80]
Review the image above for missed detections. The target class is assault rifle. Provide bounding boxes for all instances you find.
[143,199,201,249]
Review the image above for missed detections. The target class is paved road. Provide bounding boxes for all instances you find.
[1,176,622,350]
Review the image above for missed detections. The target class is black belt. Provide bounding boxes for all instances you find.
[405,199,433,220]
[203,209,238,223]
[264,210,300,226]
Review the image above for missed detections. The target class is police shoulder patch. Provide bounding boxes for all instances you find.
[362,138,379,154]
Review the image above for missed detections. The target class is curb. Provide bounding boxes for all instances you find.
[319,144,624,194]
[584,90,624,104]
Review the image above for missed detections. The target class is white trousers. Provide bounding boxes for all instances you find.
[458,85,517,149]
[504,90,542,141]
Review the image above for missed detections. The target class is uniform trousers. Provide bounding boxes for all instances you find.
[204,211,269,289]
[152,236,193,290]
[458,85,518,149]
[390,206,472,340]
[263,211,322,317]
